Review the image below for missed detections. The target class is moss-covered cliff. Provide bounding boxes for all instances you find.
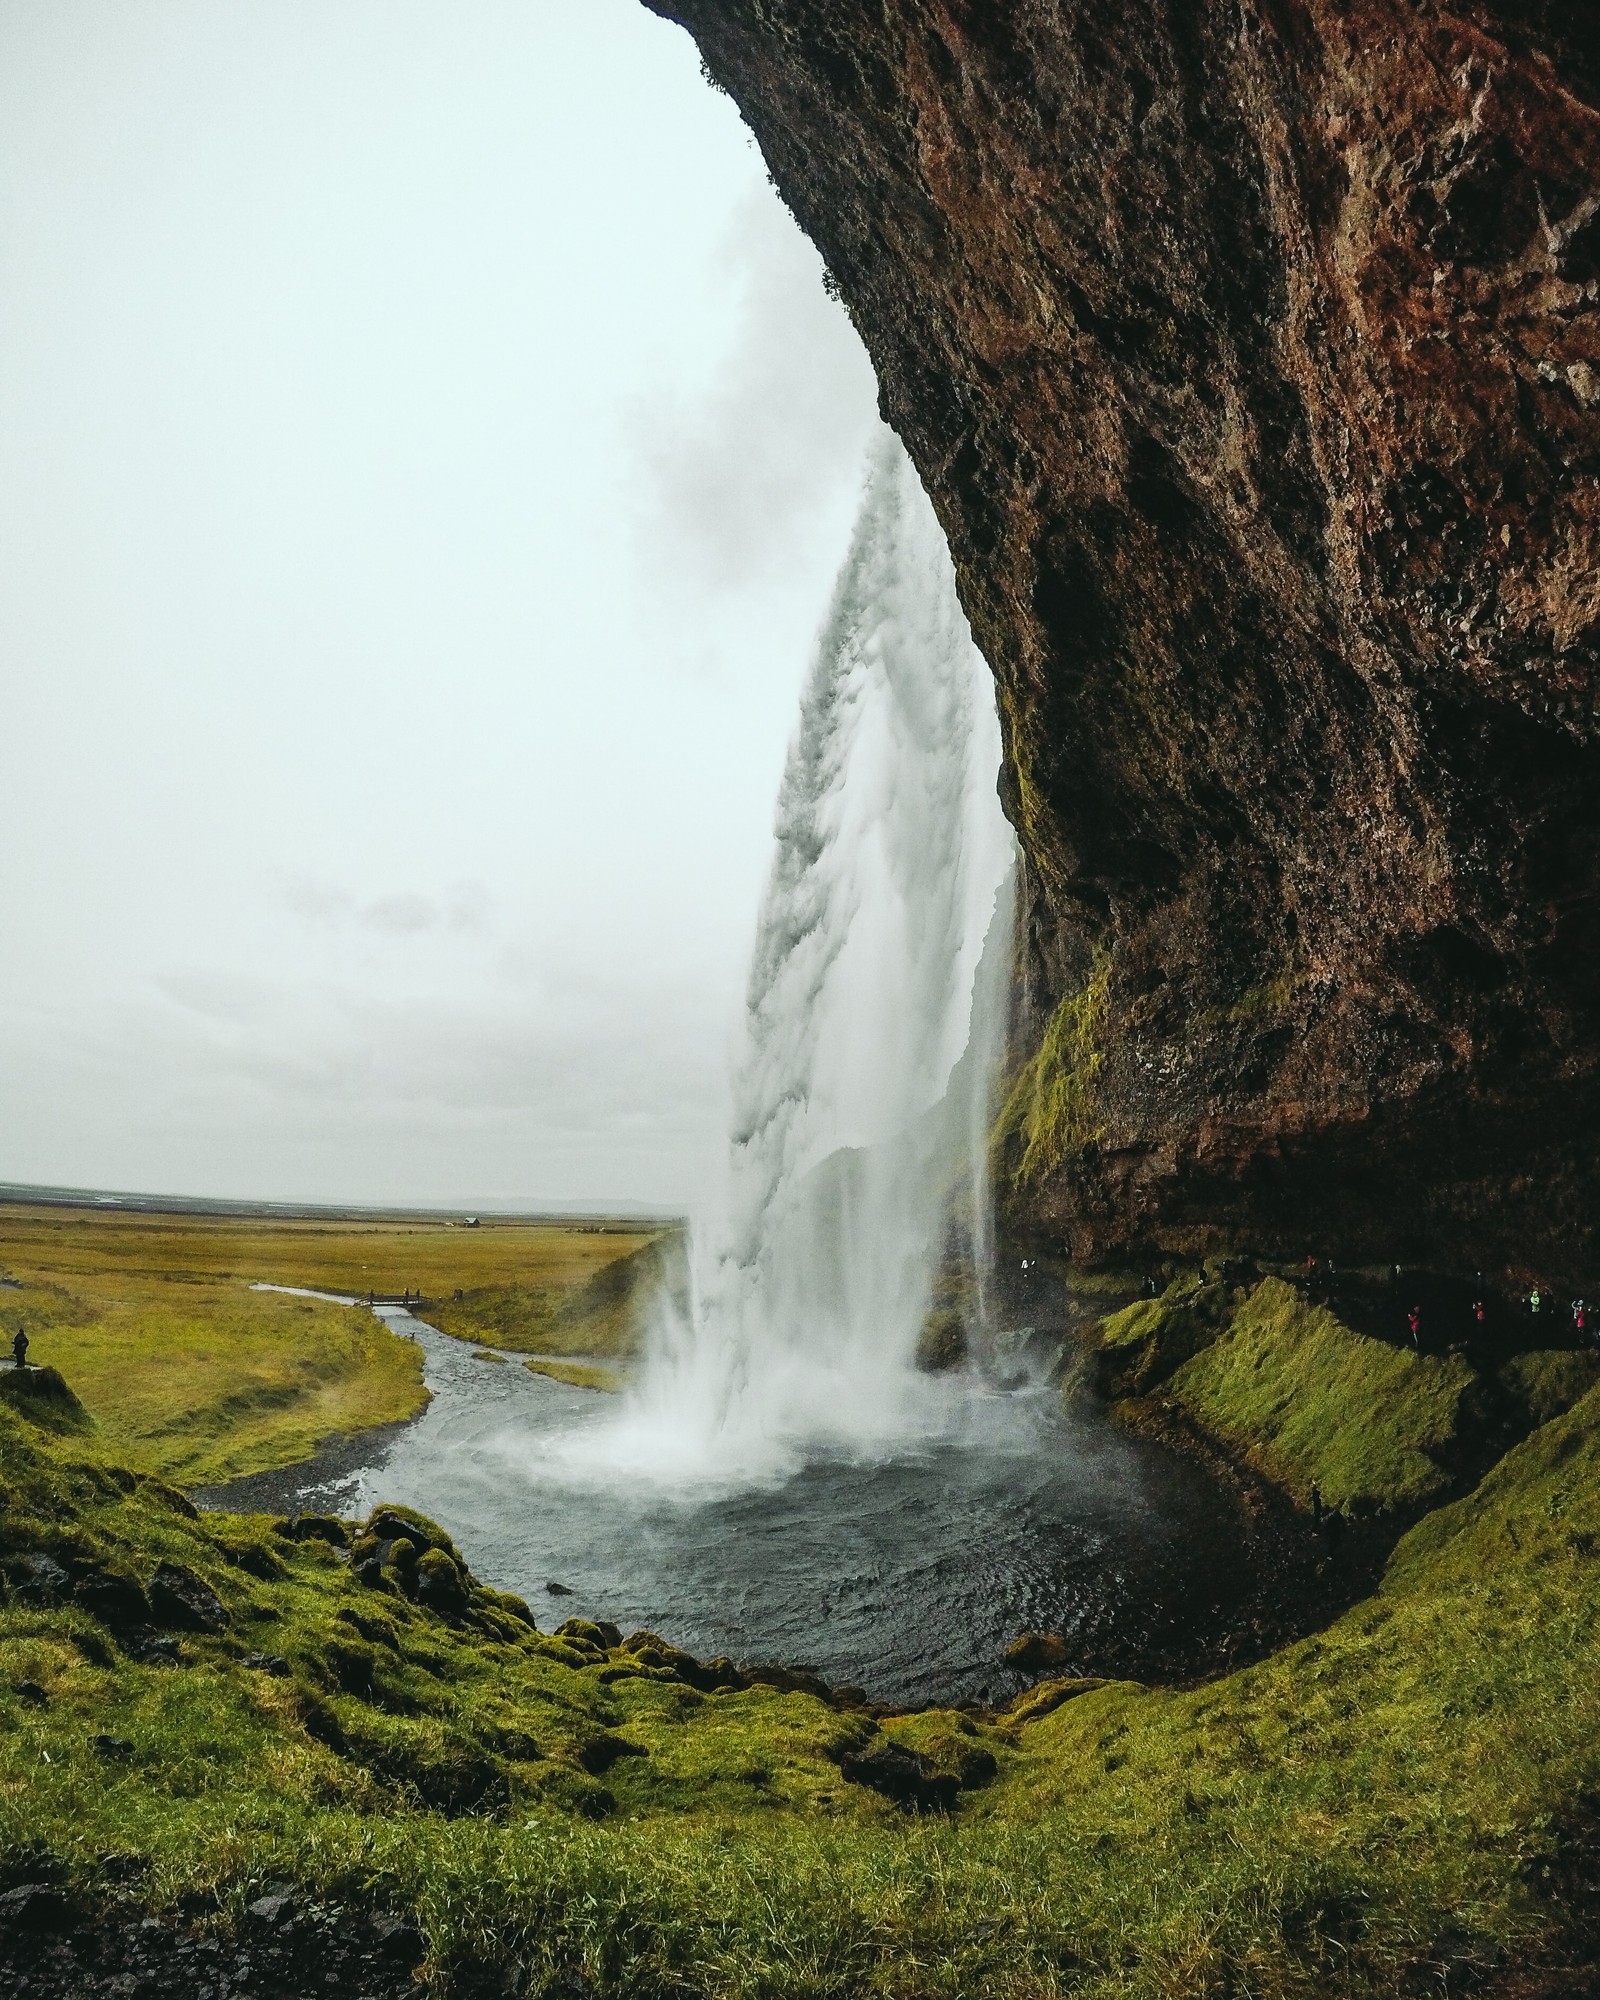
[645,0,1600,1284]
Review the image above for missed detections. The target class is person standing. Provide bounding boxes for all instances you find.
[11,1327,28,1370]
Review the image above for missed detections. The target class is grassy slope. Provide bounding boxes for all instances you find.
[425,1235,685,1361]
[1163,1278,1479,1512]
[5,1341,1600,1995]
[0,1263,425,1489]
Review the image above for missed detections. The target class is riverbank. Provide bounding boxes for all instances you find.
[5,1309,1600,1996]
[0,1204,664,1488]
[8,1211,1600,1993]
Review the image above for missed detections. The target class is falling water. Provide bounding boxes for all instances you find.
[582,430,1013,1488]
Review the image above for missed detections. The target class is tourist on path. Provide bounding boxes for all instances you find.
[11,1327,28,1369]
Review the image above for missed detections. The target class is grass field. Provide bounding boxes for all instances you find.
[0,1203,678,1484]
[7,1222,1600,1993]
[4,1323,1600,1995]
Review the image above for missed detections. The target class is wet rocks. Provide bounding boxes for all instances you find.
[0,1885,72,1934]
[72,1570,149,1631]
[238,1650,289,1676]
[7,1552,70,1605]
[271,1513,349,1548]
[0,1892,427,2000]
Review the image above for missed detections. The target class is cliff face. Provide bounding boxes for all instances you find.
[645,0,1600,1284]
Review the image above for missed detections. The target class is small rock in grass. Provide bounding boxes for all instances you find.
[241,1650,291,1676]
[247,1890,296,1925]
[15,1678,49,1706]
[9,1551,70,1604]
[367,1911,422,1963]
[839,1738,960,1813]
[92,1733,135,1760]
[74,1568,151,1630]
[124,1629,182,1666]
[98,1852,151,1881]
[147,1559,229,1633]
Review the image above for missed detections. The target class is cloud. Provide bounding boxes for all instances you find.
[282,878,491,937]
[632,191,880,594]
[0,958,731,1211]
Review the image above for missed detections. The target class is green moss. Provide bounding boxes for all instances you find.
[1499,1349,1600,1429]
[1087,1279,1236,1400]
[991,950,1111,1191]
[11,1346,1600,1994]
[0,1364,92,1433]
[1166,1278,1478,1513]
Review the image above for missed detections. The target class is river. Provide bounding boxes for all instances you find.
[197,1302,1315,1706]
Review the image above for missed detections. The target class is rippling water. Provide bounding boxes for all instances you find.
[205,1309,1275,1706]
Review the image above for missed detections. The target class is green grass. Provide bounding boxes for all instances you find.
[425,1236,686,1359]
[0,1268,425,1489]
[523,1359,626,1393]
[991,952,1111,1193]
[1163,1279,1479,1513]
[0,1203,689,1482]
[1499,1348,1600,1428]
[0,1201,672,1304]
[7,1320,1600,1993]
[1085,1277,1236,1401]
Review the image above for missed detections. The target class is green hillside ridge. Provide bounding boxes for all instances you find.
[7,1298,1600,1995]
[424,1235,687,1361]
[1080,1274,1600,1519]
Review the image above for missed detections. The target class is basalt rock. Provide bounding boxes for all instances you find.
[645,0,1600,1285]
[146,1561,228,1634]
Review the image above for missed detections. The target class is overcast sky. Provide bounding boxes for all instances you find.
[0,0,884,1212]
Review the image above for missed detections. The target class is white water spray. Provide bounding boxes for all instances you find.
[575,431,1013,1489]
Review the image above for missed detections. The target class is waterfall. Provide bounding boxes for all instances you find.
[591,429,1013,1488]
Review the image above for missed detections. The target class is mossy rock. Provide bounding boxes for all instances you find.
[0,1367,91,1433]
[916,1305,967,1373]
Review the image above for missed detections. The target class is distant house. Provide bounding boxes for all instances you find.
[463,1216,480,1228]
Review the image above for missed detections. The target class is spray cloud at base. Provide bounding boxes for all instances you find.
[562,429,1014,1490]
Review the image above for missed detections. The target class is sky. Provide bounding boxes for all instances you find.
[0,0,883,1213]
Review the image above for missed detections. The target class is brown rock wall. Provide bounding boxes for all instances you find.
[646,0,1600,1282]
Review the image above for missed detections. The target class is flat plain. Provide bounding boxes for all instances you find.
[0,1202,672,1485]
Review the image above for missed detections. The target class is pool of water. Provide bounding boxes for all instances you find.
[202,1308,1301,1706]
